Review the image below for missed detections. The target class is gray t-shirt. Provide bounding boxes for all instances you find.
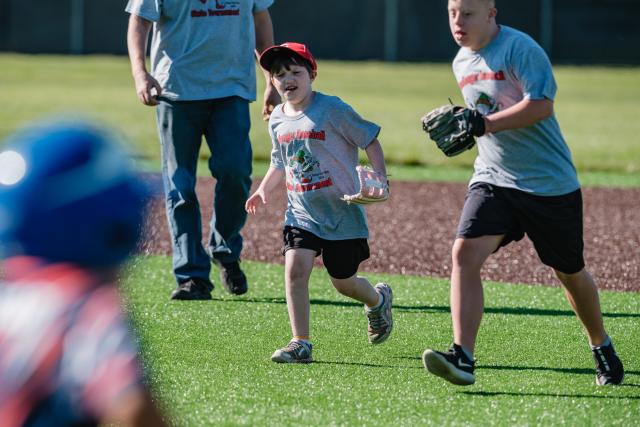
[453,25,580,196]
[269,92,381,240]
[125,0,273,101]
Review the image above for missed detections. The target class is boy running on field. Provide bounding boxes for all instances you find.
[246,43,393,363]
[422,0,624,386]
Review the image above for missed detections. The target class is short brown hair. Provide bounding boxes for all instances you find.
[269,55,314,76]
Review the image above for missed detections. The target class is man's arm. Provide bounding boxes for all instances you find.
[483,98,554,134]
[254,9,280,120]
[127,14,162,106]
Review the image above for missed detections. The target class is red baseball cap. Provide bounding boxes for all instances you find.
[259,42,317,72]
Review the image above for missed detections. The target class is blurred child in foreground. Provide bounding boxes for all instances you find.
[0,120,167,426]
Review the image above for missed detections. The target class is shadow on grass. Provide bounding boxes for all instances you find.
[217,297,639,319]
[392,357,639,381]
[313,360,422,370]
[462,389,640,399]
[484,364,640,380]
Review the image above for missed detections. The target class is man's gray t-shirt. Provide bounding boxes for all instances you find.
[125,0,273,101]
[269,92,381,240]
[453,25,580,196]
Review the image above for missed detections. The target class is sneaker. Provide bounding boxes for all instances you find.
[422,344,476,386]
[170,277,213,301]
[365,283,393,344]
[592,341,624,385]
[213,259,248,295]
[271,340,313,363]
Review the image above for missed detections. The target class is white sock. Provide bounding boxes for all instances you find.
[367,292,384,311]
[590,335,611,350]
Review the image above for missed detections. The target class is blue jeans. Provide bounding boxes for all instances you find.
[156,96,252,283]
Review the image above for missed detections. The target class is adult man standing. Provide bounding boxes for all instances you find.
[126,0,279,299]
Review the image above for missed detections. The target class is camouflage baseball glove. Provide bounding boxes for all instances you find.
[420,104,486,157]
[341,165,389,205]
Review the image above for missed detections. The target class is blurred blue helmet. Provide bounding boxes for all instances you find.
[0,119,150,267]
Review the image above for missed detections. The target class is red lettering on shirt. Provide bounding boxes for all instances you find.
[458,70,505,89]
[208,8,239,16]
[277,130,326,144]
[286,178,333,192]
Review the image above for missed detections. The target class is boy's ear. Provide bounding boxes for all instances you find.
[310,70,317,81]
[489,5,497,19]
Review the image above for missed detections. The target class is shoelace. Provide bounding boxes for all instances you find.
[367,308,387,330]
[222,261,241,274]
[594,348,611,372]
[286,340,307,354]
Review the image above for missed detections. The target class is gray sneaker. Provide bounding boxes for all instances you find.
[271,340,313,363]
[365,283,393,344]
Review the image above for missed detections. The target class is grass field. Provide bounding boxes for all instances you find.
[123,256,640,426]
[1,54,640,177]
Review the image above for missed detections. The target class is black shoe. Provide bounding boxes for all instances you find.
[170,277,213,300]
[422,344,476,386]
[213,259,248,295]
[592,341,624,385]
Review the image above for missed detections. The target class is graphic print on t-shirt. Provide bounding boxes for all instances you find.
[474,92,499,115]
[286,146,333,192]
[191,0,240,17]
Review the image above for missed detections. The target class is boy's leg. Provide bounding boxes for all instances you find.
[330,275,393,344]
[271,248,316,363]
[284,248,316,339]
[514,188,623,385]
[422,235,501,386]
[556,267,624,385]
[450,235,503,352]
[322,237,372,304]
[554,268,606,345]
[272,228,321,364]
[323,237,392,344]
[329,275,378,307]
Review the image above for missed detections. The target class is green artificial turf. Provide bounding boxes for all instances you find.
[121,256,640,426]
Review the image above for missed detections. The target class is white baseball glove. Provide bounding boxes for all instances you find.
[341,165,389,205]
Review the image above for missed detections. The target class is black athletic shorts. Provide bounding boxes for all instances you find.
[282,226,370,279]
[457,182,585,274]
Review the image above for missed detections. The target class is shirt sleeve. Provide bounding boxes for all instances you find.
[330,98,381,150]
[125,0,161,22]
[511,38,557,101]
[253,0,274,13]
[268,121,285,170]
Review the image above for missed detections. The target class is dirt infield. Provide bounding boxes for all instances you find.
[140,177,640,292]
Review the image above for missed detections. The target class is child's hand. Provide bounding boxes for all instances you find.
[245,190,267,214]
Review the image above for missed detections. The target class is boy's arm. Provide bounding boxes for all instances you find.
[254,9,280,120]
[483,98,554,134]
[365,138,387,178]
[245,166,285,214]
